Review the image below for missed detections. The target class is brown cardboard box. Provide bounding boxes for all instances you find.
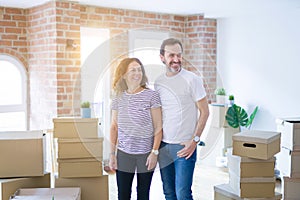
[57,158,103,178]
[229,172,275,198]
[57,138,103,159]
[283,176,300,199]
[227,151,275,178]
[55,175,108,200]
[53,118,99,138]
[214,183,282,200]
[0,131,45,178]
[0,173,50,200]
[11,187,80,200]
[232,130,281,160]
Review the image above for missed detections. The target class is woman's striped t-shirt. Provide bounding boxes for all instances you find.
[111,88,161,154]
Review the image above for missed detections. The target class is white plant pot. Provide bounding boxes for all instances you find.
[216,95,226,105]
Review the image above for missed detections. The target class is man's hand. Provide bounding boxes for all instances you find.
[177,140,197,159]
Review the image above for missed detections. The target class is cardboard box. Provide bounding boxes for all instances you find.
[0,173,50,200]
[229,172,275,198]
[227,151,275,178]
[10,187,80,200]
[55,175,108,200]
[276,147,300,178]
[58,158,103,178]
[0,130,46,178]
[214,184,282,200]
[276,118,300,150]
[57,138,103,159]
[53,118,99,138]
[232,130,281,160]
[283,176,300,199]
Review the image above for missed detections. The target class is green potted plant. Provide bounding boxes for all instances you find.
[225,104,258,130]
[81,101,91,118]
[228,95,234,106]
[214,87,226,104]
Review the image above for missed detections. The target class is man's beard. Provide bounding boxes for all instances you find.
[167,61,181,73]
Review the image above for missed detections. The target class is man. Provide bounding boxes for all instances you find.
[154,38,209,200]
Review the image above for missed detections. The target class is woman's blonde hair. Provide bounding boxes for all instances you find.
[112,58,148,95]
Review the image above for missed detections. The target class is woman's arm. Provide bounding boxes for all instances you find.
[109,110,118,170]
[146,107,163,170]
[151,107,163,150]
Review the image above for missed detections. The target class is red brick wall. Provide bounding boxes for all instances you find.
[27,2,59,129]
[80,6,186,66]
[80,5,216,100]
[184,15,217,102]
[0,1,217,129]
[27,1,81,129]
[0,7,27,68]
[55,1,81,117]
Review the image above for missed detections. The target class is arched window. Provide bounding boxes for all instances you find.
[0,55,27,131]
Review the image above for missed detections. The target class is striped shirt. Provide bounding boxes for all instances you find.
[111,88,161,154]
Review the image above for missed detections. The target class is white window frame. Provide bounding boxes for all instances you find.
[0,54,28,130]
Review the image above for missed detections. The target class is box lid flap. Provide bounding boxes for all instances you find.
[0,130,44,140]
[232,130,280,143]
[57,158,101,163]
[53,117,98,123]
[240,177,275,183]
[57,138,103,143]
[228,151,275,163]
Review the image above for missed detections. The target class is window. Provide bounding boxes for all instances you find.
[0,55,27,131]
[129,30,169,88]
[80,27,111,159]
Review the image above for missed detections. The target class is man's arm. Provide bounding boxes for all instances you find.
[177,97,209,159]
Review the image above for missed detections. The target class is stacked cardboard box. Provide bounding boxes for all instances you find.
[276,118,300,199]
[0,131,51,199]
[53,118,108,200]
[214,130,281,199]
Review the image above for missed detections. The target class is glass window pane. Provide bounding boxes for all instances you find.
[0,61,22,105]
[0,112,26,131]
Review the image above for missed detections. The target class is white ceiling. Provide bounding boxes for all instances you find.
[0,0,299,18]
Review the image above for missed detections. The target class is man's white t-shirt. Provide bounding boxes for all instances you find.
[154,68,206,144]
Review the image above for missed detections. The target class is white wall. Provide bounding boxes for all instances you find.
[217,7,300,131]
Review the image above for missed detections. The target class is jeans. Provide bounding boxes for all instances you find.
[159,142,197,200]
[116,150,154,200]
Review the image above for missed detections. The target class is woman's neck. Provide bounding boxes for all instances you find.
[127,85,143,94]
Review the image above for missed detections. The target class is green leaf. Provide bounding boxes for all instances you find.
[246,106,258,128]
[225,104,248,128]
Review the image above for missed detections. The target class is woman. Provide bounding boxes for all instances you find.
[109,57,162,200]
